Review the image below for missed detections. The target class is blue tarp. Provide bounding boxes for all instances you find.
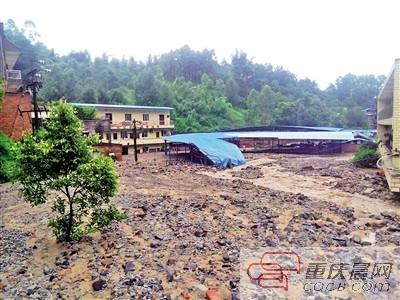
[164,133,246,169]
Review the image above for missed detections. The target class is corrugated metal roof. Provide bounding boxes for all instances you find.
[70,102,174,110]
[277,125,343,132]
[223,131,355,140]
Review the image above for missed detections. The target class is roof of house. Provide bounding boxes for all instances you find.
[70,102,174,111]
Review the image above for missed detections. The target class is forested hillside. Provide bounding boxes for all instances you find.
[5,19,385,132]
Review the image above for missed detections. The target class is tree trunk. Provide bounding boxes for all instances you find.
[66,189,73,242]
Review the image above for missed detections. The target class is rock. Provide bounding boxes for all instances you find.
[363,188,375,194]
[166,267,174,282]
[194,230,206,237]
[187,262,197,271]
[365,220,385,229]
[217,284,232,300]
[314,219,325,228]
[381,211,397,220]
[27,285,36,295]
[351,231,375,246]
[192,283,208,293]
[388,226,400,232]
[43,265,52,275]
[101,258,113,267]
[124,261,135,273]
[217,239,227,246]
[17,267,27,274]
[206,289,224,300]
[150,240,161,248]
[92,279,107,291]
[181,291,191,299]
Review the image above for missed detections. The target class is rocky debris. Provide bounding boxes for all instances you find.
[1,153,399,298]
[273,154,394,199]
[0,227,32,272]
[232,165,263,179]
[0,227,54,298]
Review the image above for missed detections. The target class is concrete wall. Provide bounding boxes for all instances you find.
[0,92,32,140]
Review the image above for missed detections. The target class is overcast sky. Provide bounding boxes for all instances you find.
[2,0,400,88]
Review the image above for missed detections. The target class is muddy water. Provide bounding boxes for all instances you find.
[203,157,400,221]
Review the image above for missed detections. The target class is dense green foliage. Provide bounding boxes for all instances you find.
[0,81,4,106]
[352,142,380,168]
[14,102,125,242]
[74,105,97,120]
[4,19,385,132]
[0,133,16,182]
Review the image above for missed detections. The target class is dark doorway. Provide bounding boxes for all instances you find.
[122,145,129,155]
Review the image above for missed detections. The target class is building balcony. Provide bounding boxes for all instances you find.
[5,70,23,93]
[110,120,174,130]
[141,123,174,129]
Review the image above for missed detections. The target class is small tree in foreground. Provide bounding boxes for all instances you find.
[15,102,125,242]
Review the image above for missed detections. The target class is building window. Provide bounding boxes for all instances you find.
[142,131,148,138]
[156,131,160,138]
[129,132,134,139]
[121,131,128,139]
[161,130,167,136]
[143,114,149,121]
[113,132,118,140]
[105,113,113,123]
[106,133,111,140]
[159,114,165,125]
[125,113,132,121]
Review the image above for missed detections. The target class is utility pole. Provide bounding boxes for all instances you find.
[26,68,42,133]
[133,119,138,162]
[32,84,39,132]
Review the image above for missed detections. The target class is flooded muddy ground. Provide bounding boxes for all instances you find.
[0,153,399,299]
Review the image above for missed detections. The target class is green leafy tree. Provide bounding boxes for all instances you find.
[344,107,368,128]
[74,105,97,120]
[15,102,125,242]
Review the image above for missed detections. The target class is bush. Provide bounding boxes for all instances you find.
[0,133,17,182]
[352,142,379,168]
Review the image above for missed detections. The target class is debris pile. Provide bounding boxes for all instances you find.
[0,153,399,299]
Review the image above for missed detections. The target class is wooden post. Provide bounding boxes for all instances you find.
[133,119,138,162]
